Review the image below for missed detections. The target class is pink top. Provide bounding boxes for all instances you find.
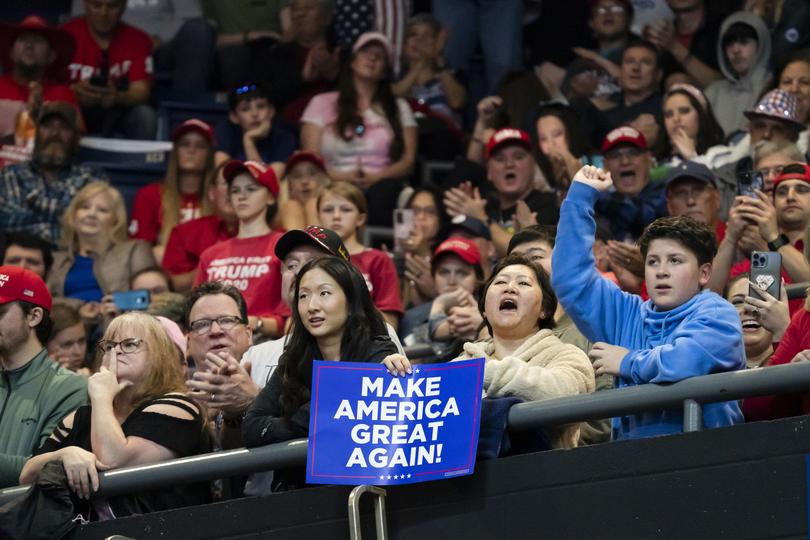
[301,91,416,173]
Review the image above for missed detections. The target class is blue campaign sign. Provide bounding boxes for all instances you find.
[306,358,485,486]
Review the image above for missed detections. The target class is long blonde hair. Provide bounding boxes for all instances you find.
[61,182,128,253]
[101,312,189,411]
[158,140,216,246]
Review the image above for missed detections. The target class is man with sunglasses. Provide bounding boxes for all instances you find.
[0,266,87,487]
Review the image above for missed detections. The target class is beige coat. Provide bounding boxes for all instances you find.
[457,329,596,449]
[48,240,157,298]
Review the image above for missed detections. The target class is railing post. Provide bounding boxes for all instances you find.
[348,485,388,540]
[683,399,702,432]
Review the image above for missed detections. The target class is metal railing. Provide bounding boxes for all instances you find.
[3,362,810,505]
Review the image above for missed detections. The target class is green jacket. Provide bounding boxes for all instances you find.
[0,349,87,487]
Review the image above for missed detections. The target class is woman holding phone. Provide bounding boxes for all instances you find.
[48,182,156,323]
[242,256,398,490]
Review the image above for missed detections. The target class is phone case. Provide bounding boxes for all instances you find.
[112,290,151,311]
[749,251,781,299]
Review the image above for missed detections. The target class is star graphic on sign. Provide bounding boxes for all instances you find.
[387,475,392,480]
[414,368,421,374]
[379,475,385,480]
[393,475,399,480]
[407,474,412,478]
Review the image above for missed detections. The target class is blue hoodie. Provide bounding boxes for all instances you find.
[551,182,746,440]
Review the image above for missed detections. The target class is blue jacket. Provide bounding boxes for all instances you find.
[551,182,746,439]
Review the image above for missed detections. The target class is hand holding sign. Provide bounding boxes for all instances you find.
[307,359,484,486]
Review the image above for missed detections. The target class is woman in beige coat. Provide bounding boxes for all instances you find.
[48,182,156,323]
[385,253,595,449]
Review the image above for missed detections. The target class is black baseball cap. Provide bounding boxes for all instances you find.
[274,225,350,261]
[664,160,717,190]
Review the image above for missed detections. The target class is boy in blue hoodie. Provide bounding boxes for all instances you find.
[551,165,745,440]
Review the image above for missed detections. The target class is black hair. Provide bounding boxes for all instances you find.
[430,250,485,282]
[722,22,759,49]
[184,281,248,328]
[477,253,557,336]
[525,102,592,187]
[1,233,54,277]
[661,86,725,158]
[622,38,661,71]
[638,216,717,266]
[405,186,448,246]
[279,256,389,418]
[18,301,52,345]
[336,46,404,162]
[507,225,557,253]
[130,266,172,291]
[227,82,273,112]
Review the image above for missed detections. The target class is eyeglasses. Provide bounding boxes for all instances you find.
[98,338,144,355]
[189,315,246,335]
[595,4,626,15]
[234,84,258,95]
[344,122,366,140]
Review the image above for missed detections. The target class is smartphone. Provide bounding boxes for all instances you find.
[89,73,108,87]
[749,251,781,299]
[112,290,150,311]
[737,170,764,198]
[393,209,414,253]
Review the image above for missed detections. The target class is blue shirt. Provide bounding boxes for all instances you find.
[64,255,103,302]
[552,181,746,439]
[226,124,297,164]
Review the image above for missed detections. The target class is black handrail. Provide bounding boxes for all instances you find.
[2,362,810,505]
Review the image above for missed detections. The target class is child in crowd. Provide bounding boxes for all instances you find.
[552,165,746,440]
[222,83,296,170]
[317,181,403,328]
[194,160,285,340]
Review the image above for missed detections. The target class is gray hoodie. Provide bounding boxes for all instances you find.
[705,11,772,137]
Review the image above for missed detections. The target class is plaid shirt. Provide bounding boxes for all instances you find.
[0,161,107,245]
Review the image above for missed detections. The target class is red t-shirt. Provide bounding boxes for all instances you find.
[194,232,285,326]
[62,18,153,84]
[350,249,403,315]
[129,182,202,243]
[0,74,77,139]
[162,215,236,275]
[729,239,805,315]
[742,307,810,422]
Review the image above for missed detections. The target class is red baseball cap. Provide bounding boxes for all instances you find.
[485,128,532,160]
[285,150,326,175]
[171,118,216,146]
[433,237,481,266]
[223,160,280,197]
[773,163,810,190]
[601,125,648,153]
[0,266,52,311]
[0,16,75,81]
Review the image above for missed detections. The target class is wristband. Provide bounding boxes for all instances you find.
[767,233,790,252]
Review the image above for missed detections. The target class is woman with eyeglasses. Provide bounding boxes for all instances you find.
[242,256,398,490]
[20,312,211,517]
[400,187,447,308]
[130,119,220,264]
[300,32,418,227]
[194,160,286,340]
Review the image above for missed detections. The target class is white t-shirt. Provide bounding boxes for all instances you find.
[241,323,406,388]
